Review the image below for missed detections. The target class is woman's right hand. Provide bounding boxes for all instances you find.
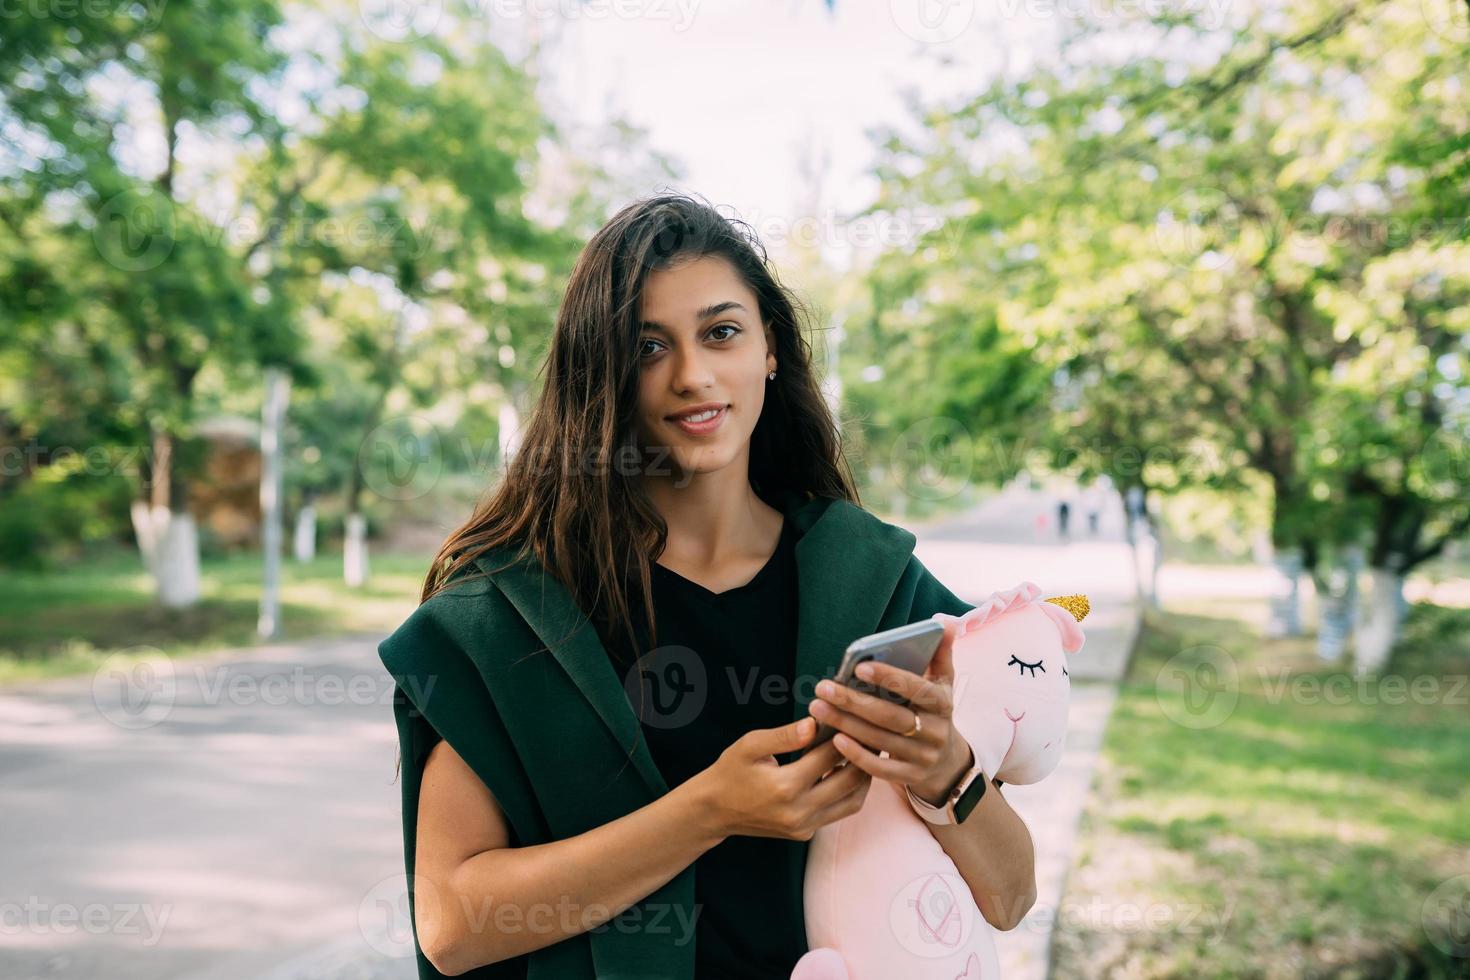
[693,716,873,841]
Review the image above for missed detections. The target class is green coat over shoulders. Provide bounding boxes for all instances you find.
[377,489,975,980]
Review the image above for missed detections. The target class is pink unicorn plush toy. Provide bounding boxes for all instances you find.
[791,582,1089,980]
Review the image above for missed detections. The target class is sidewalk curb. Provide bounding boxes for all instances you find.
[993,597,1144,980]
[1036,602,1143,979]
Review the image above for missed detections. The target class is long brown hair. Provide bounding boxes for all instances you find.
[399,192,860,782]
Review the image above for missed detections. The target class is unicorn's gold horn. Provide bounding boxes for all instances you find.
[1044,594,1090,622]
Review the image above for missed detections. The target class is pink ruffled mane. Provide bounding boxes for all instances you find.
[934,580,1085,654]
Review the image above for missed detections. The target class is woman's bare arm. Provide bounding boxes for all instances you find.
[413,738,727,975]
[924,746,1037,931]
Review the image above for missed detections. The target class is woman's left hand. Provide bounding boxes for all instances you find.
[807,617,974,806]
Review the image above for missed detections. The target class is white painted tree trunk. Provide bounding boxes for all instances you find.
[1354,567,1405,676]
[1315,546,1363,662]
[155,510,201,608]
[1130,526,1161,609]
[131,502,201,608]
[131,499,161,573]
[293,505,317,562]
[1265,546,1304,637]
[344,512,369,587]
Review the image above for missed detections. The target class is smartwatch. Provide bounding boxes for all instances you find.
[905,762,988,825]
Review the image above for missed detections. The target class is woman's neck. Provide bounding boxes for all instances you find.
[643,473,783,574]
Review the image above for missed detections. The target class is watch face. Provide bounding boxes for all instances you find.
[954,773,987,822]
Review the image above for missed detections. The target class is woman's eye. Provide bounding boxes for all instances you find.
[1007,654,1045,678]
[637,325,738,359]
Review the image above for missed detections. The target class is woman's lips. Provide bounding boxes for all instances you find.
[668,405,728,436]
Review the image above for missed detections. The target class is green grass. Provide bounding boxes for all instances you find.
[1051,596,1470,979]
[0,545,434,684]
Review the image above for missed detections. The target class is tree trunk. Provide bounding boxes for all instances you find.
[342,424,371,587]
[341,369,398,587]
[1122,486,1160,609]
[1138,524,1162,608]
[1358,482,1424,670]
[344,512,369,587]
[293,503,317,562]
[1266,545,1305,638]
[1138,527,1161,610]
[1127,524,1147,606]
[131,500,161,574]
[1354,567,1405,676]
[154,509,201,608]
[133,426,201,608]
[1314,545,1362,662]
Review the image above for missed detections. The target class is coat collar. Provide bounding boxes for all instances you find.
[475,488,918,802]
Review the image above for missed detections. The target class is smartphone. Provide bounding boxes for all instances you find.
[805,618,946,751]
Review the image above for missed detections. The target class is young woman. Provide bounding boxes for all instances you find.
[378,193,1037,980]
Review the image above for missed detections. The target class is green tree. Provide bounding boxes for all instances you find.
[854,0,1469,663]
[2,0,297,602]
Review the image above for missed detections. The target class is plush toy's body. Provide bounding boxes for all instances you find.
[792,583,1089,980]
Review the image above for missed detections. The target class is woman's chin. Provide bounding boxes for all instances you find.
[666,446,737,479]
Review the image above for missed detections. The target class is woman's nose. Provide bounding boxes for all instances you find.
[671,346,715,391]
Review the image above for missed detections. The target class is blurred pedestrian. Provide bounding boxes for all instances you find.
[1084,482,1102,536]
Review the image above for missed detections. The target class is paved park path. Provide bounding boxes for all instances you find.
[0,486,1140,980]
[0,634,409,980]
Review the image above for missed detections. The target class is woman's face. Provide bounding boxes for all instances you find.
[633,254,777,480]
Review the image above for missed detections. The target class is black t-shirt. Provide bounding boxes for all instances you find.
[602,516,807,980]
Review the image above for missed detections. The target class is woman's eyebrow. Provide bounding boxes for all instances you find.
[640,301,748,333]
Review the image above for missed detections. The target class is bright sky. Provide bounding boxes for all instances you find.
[96,1,1068,273]
[534,0,1051,269]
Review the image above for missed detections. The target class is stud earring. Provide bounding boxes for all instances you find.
[767,370,777,381]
